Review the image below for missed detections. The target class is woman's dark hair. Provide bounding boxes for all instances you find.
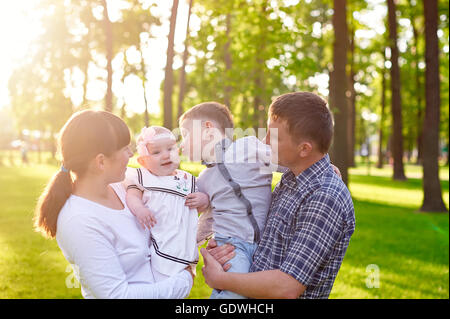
[268,92,334,153]
[34,110,130,238]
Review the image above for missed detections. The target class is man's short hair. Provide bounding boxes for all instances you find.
[268,92,334,153]
[179,102,234,133]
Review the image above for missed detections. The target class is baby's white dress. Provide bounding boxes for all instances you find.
[124,167,199,281]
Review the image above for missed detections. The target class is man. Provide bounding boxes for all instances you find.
[201,92,355,299]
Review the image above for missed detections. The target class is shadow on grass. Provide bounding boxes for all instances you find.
[332,198,449,298]
[350,174,449,192]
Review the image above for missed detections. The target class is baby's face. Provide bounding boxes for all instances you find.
[139,138,180,176]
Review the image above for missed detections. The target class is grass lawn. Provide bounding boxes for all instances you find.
[0,159,448,299]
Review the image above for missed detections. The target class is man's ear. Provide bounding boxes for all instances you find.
[297,141,313,158]
[204,120,214,130]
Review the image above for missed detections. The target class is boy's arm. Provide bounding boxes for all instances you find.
[126,188,156,229]
[201,248,305,299]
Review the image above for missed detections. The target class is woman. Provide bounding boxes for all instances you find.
[34,110,194,298]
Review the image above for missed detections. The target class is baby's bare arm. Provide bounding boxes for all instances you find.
[126,188,157,229]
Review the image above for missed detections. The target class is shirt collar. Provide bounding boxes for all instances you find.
[281,154,331,189]
[202,137,232,167]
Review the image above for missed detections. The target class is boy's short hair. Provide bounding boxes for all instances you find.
[268,92,334,153]
[179,102,234,134]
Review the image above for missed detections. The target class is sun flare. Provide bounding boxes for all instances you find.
[0,1,42,107]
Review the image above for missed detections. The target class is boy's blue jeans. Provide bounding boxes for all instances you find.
[209,233,257,299]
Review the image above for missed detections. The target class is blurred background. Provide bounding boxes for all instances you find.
[0,0,448,299]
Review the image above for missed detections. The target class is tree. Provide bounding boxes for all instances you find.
[420,0,448,212]
[163,0,179,130]
[347,20,356,168]
[114,0,161,126]
[413,16,424,164]
[9,1,75,143]
[102,0,113,112]
[329,0,349,185]
[346,0,369,168]
[177,0,194,120]
[377,53,387,169]
[223,12,232,108]
[253,0,269,129]
[387,0,407,180]
[184,0,288,128]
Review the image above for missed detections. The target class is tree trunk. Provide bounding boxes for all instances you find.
[139,43,150,127]
[81,59,89,107]
[416,110,424,164]
[120,53,129,121]
[329,0,349,185]
[377,64,387,169]
[102,0,113,112]
[420,0,448,212]
[412,14,424,165]
[348,23,356,167]
[254,1,268,129]
[177,0,193,120]
[81,31,90,107]
[241,95,249,127]
[224,13,232,108]
[163,0,179,130]
[387,0,407,180]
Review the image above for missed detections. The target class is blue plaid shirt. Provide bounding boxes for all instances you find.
[250,154,355,299]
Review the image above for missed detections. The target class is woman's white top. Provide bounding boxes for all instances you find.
[55,182,193,299]
[124,168,199,278]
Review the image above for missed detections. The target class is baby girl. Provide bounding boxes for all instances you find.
[123,126,209,282]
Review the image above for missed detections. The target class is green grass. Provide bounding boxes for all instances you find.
[0,159,448,298]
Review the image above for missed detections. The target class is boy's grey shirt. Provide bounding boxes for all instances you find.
[196,136,275,244]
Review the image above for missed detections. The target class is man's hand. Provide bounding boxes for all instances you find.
[206,238,235,271]
[185,192,210,211]
[201,248,226,289]
[134,207,157,230]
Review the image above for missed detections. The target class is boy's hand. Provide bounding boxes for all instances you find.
[331,164,342,179]
[185,192,210,211]
[134,207,157,230]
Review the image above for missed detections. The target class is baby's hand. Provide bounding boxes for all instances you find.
[185,192,210,212]
[134,207,157,230]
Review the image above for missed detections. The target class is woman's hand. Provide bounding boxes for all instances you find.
[206,238,235,271]
[185,192,210,211]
